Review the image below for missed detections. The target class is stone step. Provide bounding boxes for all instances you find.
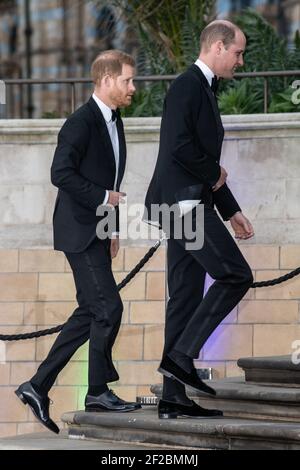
[0,430,175,450]
[152,378,300,422]
[237,355,300,385]
[61,408,300,450]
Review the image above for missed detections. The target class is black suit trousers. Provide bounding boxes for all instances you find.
[162,205,253,400]
[31,237,122,392]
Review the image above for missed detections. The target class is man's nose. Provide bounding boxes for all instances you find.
[238,56,244,67]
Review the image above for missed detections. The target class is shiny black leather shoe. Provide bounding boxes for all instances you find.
[85,389,142,412]
[158,355,216,396]
[158,399,223,419]
[15,381,59,434]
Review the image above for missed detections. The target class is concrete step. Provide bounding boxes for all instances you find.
[0,430,176,450]
[237,355,300,385]
[152,378,300,422]
[61,407,300,450]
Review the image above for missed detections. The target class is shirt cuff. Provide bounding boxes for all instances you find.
[102,190,109,205]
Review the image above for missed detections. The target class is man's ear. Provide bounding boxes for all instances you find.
[215,40,224,55]
[103,74,111,88]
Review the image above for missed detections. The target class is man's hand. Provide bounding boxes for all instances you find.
[230,211,254,240]
[212,166,227,192]
[110,236,120,258]
[108,191,126,207]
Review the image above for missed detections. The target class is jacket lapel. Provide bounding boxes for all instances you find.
[188,65,224,153]
[116,116,126,190]
[87,97,116,172]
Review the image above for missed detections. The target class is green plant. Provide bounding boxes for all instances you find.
[218,8,300,114]
[218,78,263,115]
[269,86,300,113]
[112,0,215,115]
[113,0,215,72]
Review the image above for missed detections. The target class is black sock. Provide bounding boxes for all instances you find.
[88,384,109,396]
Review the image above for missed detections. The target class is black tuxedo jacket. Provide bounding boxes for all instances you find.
[51,97,126,253]
[144,64,240,225]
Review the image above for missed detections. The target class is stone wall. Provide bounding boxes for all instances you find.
[1,243,300,437]
[0,114,300,437]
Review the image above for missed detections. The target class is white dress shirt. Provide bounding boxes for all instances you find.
[92,93,120,205]
[178,59,215,217]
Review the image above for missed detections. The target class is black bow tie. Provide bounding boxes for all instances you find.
[211,75,219,94]
[111,109,119,122]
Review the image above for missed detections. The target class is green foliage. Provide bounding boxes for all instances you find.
[218,79,263,114]
[112,0,215,115]
[219,9,300,114]
[113,0,214,72]
[112,3,300,115]
[122,81,169,117]
[269,86,300,113]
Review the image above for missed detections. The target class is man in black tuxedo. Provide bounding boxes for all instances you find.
[144,20,254,419]
[15,50,141,433]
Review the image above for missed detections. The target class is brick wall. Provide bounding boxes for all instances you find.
[1,243,300,437]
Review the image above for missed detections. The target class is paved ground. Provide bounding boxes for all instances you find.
[0,430,177,450]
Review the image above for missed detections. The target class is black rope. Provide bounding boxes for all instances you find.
[1,241,300,341]
[0,240,162,341]
[252,266,300,288]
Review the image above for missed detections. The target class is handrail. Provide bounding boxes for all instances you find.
[2,70,300,116]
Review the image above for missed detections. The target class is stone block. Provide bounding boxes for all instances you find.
[57,362,88,386]
[240,245,279,270]
[117,361,161,385]
[143,325,164,360]
[0,273,38,301]
[0,326,36,361]
[19,249,65,272]
[238,300,299,324]
[255,270,295,300]
[23,301,76,325]
[38,273,76,301]
[36,327,59,361]
[146,272,165,300]
[280,245,300,269]
[10,362,39,385]
[203,324,253,361]
[114,272,145,301]
[110,385,137,402]
[125,247,166,271]
[0,423,17,438]
[130,301,165,324]
[225,361,244,378]
[0,250,18,272]
[253,324,300,356]
[0,363,10,385]
[0,387,28,421]
[50,386,79,421]
[113,325,143,360]
[17,422,46,435]
[112,247,125,272]
[0,303,23,325]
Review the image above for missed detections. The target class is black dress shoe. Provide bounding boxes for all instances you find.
[158,399,223,419]
[15,381,59,434]
[85,389,142,412]
[158,355,216,396]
